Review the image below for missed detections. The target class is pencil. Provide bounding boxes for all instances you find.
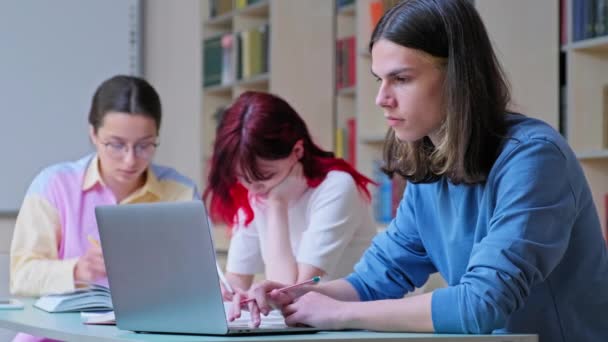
[216,262,235,294]
[240,276,321,305]
[87,235,101,248]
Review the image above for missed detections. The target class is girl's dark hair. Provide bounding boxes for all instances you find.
[203,91,374,226]
[88,75,162,132]
[371,0,510,184]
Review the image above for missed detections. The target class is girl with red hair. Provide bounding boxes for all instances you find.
[204,91,376,299]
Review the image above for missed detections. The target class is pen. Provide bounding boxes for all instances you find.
[87,235,101,248]
[240,276,321,305]
[216,262,235,295]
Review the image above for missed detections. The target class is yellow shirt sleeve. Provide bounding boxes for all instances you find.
[10,195,78,296]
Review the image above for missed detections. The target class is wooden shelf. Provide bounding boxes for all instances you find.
[577,150,608,161]
[204,12,233,27]
[204,0,269,27]
[567,35,608,54]
[203,83,232,96]
[337,86,356,97]
[237,0,269,17]
[236,72,270,88]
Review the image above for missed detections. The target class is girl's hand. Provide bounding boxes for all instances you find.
[245,280,314,328]
[220,281,234,302]
[227,288,253,323]
[74,245,106,283]
[266,162,308,205]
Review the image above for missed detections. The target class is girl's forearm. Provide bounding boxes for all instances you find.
[265,201,297,283]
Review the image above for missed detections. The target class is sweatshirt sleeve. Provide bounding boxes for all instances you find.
[297,173,365,275]
[431,139,577,333]
[346,184,437,300]
[10,195,78,296]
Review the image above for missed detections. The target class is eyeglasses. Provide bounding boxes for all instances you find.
[101,141,159,161]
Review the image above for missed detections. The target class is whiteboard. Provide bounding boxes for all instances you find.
[0,0,141,212]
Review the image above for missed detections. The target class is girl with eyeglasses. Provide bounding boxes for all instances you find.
[203,91,377,310]
[10,76,198,317]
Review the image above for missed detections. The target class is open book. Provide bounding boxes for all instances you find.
[34,284,112,313]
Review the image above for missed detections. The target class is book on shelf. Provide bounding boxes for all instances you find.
[237,24,269,81]
[372,160,392,224]
[335,36,356,90]
[372,160,407,225]
[235,0,248,10]
[604,193,608,243]
[346,118,357,167]
[204,31,244,88]
[260,24,270,74]
[235,31,243,80]
[337,0,355,11]
[203,36,223,87]
[335,39,343,90]
[572,0,608,41]
[34,283,112,313]
[369,0,401,33]
[370,1,383,30]
[335,127,345,159]
[603,84,608,148]
[209,0,233,18]
[221,34,235,85]
[561,0,567,45]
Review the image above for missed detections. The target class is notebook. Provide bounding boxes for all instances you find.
[81,311,116,325]
[95,201,318,335]
[34,284,112,313]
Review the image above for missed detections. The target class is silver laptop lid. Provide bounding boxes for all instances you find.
[96,201,229,335]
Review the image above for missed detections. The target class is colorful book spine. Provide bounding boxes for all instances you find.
[370,1,384,31]
[335,128,344,159]
[221,34,234,85]
[203,36,223,87]
[604,193,608,243]
[346,118,357,167]
[373,160,393,224]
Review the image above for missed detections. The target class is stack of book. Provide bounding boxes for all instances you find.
[34,284,112,313]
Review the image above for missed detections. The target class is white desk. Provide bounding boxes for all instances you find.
[0,299,537,342]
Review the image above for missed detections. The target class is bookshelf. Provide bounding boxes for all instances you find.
[201,0,335,252]
[201,0,335,167]
[562,0,608,239]
[477,0,608,239]
[333,0,391,180]
[333,0,399,229]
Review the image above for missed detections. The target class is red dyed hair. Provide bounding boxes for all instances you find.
[203,91,374,227]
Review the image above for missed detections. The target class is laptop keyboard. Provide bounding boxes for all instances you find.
[224,303,287,329]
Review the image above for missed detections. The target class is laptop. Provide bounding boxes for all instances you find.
[95,200,318,335]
